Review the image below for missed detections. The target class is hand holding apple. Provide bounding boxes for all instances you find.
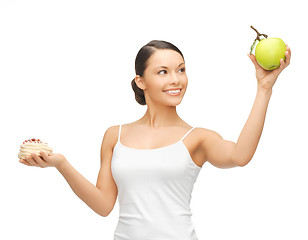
[248,26,291,90]
[250,26,287,70]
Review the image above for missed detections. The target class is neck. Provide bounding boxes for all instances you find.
[139,105,181,129]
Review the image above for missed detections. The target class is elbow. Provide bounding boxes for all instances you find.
[97,205,115,217]
[93,205,112,217]
[238,161,248,167]
[96,209,110,217]
[103,209,113,217]
[232,157,249,167]
[239,158,251,167]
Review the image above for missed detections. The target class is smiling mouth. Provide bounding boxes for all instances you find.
[163,89,182,95]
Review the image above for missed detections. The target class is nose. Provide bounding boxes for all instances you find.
[170,72,180,85]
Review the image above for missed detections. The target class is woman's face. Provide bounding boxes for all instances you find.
[136,49,188,107]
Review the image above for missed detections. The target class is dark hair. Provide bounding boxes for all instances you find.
[131,40,184,105]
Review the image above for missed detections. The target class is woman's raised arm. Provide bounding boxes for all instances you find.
[196,46,291,168]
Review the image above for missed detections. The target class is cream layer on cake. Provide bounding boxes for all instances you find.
[18,138,53,159]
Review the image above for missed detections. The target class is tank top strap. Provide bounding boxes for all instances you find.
[118,124,122,143]
[180,127,196,141]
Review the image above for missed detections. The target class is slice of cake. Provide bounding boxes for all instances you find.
[18,138,53,159]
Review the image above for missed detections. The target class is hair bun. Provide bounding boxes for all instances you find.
[131,79,146,105]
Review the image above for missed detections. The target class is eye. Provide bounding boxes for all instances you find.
[179,67,186,73]
[158,70,167,75]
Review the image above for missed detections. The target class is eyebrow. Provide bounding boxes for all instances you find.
[155,62,185,69]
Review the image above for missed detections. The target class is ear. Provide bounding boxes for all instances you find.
[135,75,146,90]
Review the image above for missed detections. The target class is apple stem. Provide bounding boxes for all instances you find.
[250,25,268,41]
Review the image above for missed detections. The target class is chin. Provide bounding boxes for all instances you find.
[166,99,183,107]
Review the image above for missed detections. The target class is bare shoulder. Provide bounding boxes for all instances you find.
[101,125,120,152]
[194,127,239,168]
[192,127,222,156]
[194,127,223,143]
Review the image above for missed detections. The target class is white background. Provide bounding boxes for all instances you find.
[1,0,307,239]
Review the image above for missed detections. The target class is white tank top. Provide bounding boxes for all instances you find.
[111,125,202,240]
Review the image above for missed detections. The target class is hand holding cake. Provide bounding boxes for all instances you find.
[19,138,66,168]
[18,138,53,159]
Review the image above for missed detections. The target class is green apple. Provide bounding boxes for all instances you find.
[255,38,286,70]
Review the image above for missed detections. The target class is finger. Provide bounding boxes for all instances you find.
[40,151,50,162]
[247,53,260,70]
[19,158,32,166]
[32,153,47,168]
[278,50,290,71]
[277,58,286,72]
[25,154,39,166]
[285,46,291,66]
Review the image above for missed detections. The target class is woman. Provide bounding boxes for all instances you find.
[19,40,291,239]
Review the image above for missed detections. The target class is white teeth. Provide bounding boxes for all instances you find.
[165,90,180,93]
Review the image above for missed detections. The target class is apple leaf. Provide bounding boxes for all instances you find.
[250,39,258,55]
[250,26,268,55]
